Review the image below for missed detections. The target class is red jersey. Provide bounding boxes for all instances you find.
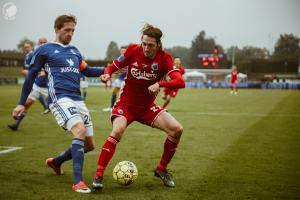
[230,70,238,83]
[178,66,185,75]
[163,66,185,96]
[109,44,179,107]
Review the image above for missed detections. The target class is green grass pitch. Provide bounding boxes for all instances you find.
[0,86,299,200]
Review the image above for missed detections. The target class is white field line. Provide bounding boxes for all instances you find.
[89,109,299,118]
[175,111,300,118]
[0,146,23,155]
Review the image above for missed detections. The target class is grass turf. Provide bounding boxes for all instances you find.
[0,86,299,199]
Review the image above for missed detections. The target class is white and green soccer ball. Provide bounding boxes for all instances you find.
[113,161,138,185]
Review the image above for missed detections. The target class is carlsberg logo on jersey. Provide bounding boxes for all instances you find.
[131,68,157,80]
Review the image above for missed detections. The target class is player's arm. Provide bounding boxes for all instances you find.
[101,45,133,82]
[12,53,45,119]
[100,58,128,82]
[22,52,34,77]
[79,61,105,77]
[148,71,185,94]
[21,67,28,77]
[158,71,185,89]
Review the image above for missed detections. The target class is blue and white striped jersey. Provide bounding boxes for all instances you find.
[24,51,48,88]
[18,42,104,105]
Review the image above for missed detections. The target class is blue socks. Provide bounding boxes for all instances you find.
[110,94,116,108]
[53,147,72,167]
[51,138,86,184]
[15,112,26,127]
[71,138,85,184]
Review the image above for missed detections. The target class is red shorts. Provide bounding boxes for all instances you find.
[231,80,237,86]
[111,102,166,127]
[163,88,179,98]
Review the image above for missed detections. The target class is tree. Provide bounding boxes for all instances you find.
[188,31,219,68]
[165,46,190,66]
[227,46,269,62]
[226,46,269,72]
[17,37,36,53]
[273,33,300,59]
[105,41,119,61]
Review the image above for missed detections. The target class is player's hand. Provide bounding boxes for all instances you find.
[106,80,112,89]
[12,105,25,120]
[37,70,46,77]
[100,74,111,83]
[148,83,160,95]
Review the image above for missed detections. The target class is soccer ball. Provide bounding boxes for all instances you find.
[113,161,138,185]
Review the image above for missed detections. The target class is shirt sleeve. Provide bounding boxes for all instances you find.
[164,53,179,75]
[158,71,185,89]
[18,47,46,105]
[105,44,136,75]
[112,44,135,69]
[179,67,185,75]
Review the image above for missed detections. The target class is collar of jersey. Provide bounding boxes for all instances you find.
[52,42,71,48]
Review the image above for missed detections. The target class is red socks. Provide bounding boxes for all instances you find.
[95,136,119,177]
[157,135,180,172]
[95,135,179,177]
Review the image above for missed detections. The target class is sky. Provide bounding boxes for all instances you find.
[1,0,300,59]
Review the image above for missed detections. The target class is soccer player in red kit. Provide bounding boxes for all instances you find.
[230,65,239,94]
[162,57,185,108]
[92,24,185,189]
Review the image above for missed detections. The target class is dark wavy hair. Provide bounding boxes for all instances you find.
[141,24,163,49]
[54,14,77,30]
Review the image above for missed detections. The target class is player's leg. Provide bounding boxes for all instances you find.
[46,98,90,193]
[49,101,95,170]
[47,135,94,178]
[93,116,127,190]
[103,79,120,112]
[111,87,120,107]
[230,82,234,94]
[162,94,171,109]
[9,82,40,130]
[152,111,183,187]
[163,90,178,109]
[93,103,133,190]
[69,121,91,193]
[110,79,121,108]
[8,98,34,131]
[49,135,94,167]
[162,91,167,100]
[84,136,95,152]
[40,87,50,114]
[80,80,88,101]
[38,96,48,110]
[234,82,238,94]
[32,85,48,111]
[102,87,119,112]
[82,88,87,100]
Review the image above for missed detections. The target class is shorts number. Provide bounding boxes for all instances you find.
[150,105,161,113]
[83,115,90,125]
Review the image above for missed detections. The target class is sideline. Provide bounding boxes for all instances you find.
[0,146,23,155]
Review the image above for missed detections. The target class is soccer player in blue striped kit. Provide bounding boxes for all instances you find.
[12,14,104,193]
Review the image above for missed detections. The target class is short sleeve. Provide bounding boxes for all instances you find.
[113,44,136,69]
[164,53,178,75]
[29,45,47,70]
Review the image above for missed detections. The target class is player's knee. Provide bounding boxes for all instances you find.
[171,124,183,139]
[71,123,87,139]
[111,126,126,140]
[85,143,95,152]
